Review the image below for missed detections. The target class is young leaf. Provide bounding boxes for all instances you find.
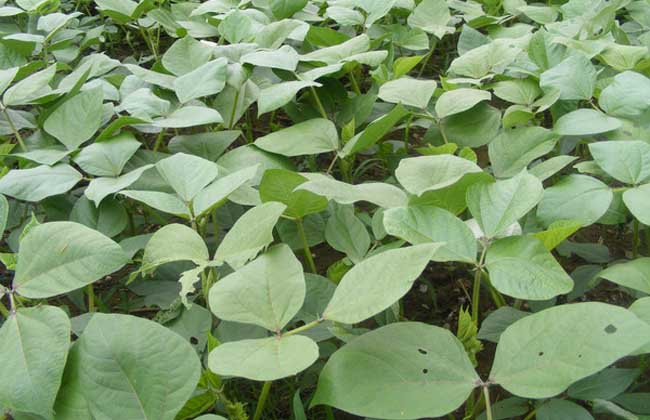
[155,153,219,203]
[208,335,318,381]
[312,322,479,419]
[209,244,305,332]
[323,244,441,324]
[142,223,209,271]
[490,302,650,398]
[214,202,287,269]
[13,222,128,298]
[396,154,482,196]
[259,169,328,218]
[0,306,70,418]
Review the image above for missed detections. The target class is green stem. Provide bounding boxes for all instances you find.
[296,219,317,274]
[471,247,488,324]
[417,40,436,77]
[325,407,335,420]
[404,114,414,150]
[310,86,328,119]
[284,318,323,337]
[522,407,538,420]
[349,70,361,94]
[0,300,9,317]
[153,130,165,152]
[228,88,241,128]
[253,381,272,420]
[482,386,493,420]
[2,107,26,151]
[87,284,95,312]
[633,219,640,258]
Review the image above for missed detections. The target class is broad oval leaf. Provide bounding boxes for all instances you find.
[623,183,650,225]
[312,322,479,419]
[599,258,650,294]
[490,302,650,398]
[44,87,104,150]
[0,163,82,202]
[214,201,287,269]
[208,335,318,381]
[486,235,573,300]
[323,243,441,324]
[142,223,209,270]
[155,153,219,203]
[378,77,437,109]
[0,306,70,418]
[435,88,491,119]
[383,205,477,263]
[396,154,482,196]
[209,244,305,332]
[76,313,201,420]
[589,140,650,185]
[254,118,339,157]
[554,109,622,136]
[13,222,129,298]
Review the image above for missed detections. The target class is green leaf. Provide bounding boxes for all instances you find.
[152,106,223,128]
[241,45,300,71]
[3,64,56,106]
[270,0,308,19]
[155,153,219,203]
[13,222,128,299]
[73,133,141,177]
[490,302,650,398]
[537,175,613,227]
[378,77,437,109]
[208,335,318,381]
[142,223,209,270]
[599,258,650,294]
[623,183,650,225]
[533,220,582,251]
[435,88,491,119]
[396,154,482,196]
[85,164,153,206]
[0,193,7,235]
[568,368,640,401]
[341,104,409,156]
[0,164,82,202]
[629,297,650,354]
[162,36,212,77]
[75,313,201,419]
[169,131,241,161]
[254,118,339,156]
[407,0,454,38]
[70,196,127,238]
[193,165,259,217]
[209,244,304,331]
[323,244,440,323]
[536,399,594,420]
[44,87,104,150]
[257,80,319,116]
[174,58,227,103]
[486,235,574,300]
[599,71,650,119]
[259,169,328,218]
[539,55,596,100]
[589,140,650,185]
[120,190,190,218]
[488,126,557,179]
[0,306,70,418]
[214,202,287,269]
[312,322,479,419]
[295,177,408,208]
[477,306,530,343]
[383,205,477,263]
[492,79,542,105]
[325,203,370,264]
[466,171,544,239]
[441,103,501,148]
[554,109,622,136]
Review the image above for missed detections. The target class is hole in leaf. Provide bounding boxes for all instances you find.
[295,320,306,328]
[190,336,199,345]
[538,351,544,356]
[578,354,582,358]
[418,348,428,355]
[422,369,429,374]
[605,324,617,334]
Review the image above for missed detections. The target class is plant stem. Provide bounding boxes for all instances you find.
[2,107,26,151]
[229,88,241,128]
[522,407,538,420]
[349,70,361,94]
[310,86,328,119]
[404,114,414,151]
[417,40,436,78]
[296,219,317,274]
[153,130,165,152]
[284,318,323,336]
[482,386,493,420]
[87,284,95,312]
[472,247,488,323]
[0,300,9,317]
[633,219,640,258]
[253,381,272,420]
[325,407,335,420]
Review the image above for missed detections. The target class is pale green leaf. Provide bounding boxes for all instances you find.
[435,88,491,119]
[0,164,82,202]
[254,118,339,156]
